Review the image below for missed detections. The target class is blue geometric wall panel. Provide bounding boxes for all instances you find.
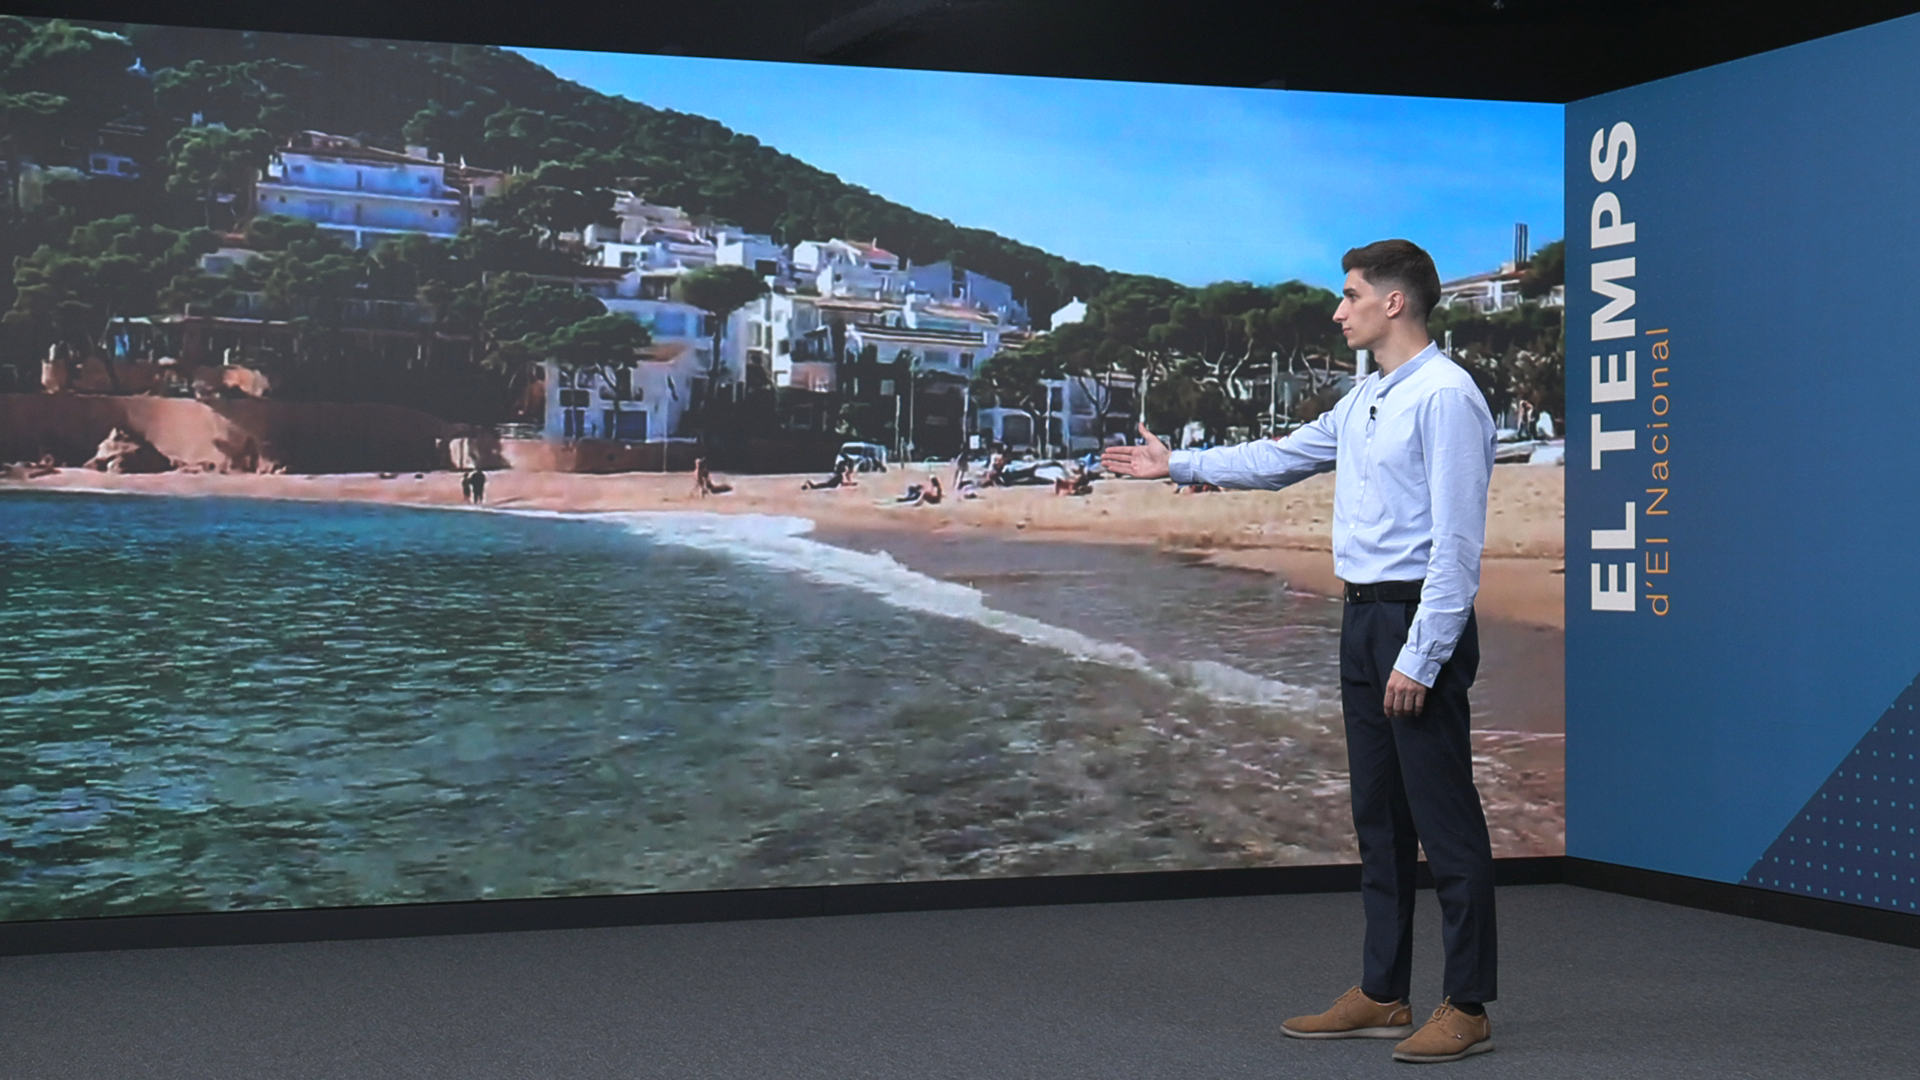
[1742,677,1920,912]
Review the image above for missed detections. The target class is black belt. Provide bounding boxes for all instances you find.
[1344,579,1424,604]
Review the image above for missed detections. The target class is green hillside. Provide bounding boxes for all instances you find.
[0,17,1562,432]
[2,19,1121,319]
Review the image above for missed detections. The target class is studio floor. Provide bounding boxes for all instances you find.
[0,884,1912,1079]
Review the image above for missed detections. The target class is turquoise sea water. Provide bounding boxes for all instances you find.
[1,492,1359,921]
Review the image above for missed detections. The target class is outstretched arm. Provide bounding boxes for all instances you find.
[1177,409,1339,490]
[1104,407,1342,488]
[1151,393,1348,492]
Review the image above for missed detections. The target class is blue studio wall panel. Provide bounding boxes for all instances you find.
[1566,14,1920,909]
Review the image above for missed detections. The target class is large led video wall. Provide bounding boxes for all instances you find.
[0,16,1564,922]
[1567,14,1920,914]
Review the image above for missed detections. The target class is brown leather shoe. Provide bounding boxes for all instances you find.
[1392,999,1494,1063]
[1281,986,1415,1039]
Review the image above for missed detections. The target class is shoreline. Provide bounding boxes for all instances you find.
[5,464,1565,858]
[2,463,1565,628]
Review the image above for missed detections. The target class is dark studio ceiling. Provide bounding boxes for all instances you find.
[11,0,1920,102]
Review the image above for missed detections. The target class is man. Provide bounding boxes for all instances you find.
[1103,239,1498,1064]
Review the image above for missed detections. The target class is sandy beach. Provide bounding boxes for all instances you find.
[3,463,1565,627]
[4,463,1567,862]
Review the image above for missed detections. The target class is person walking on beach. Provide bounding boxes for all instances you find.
[465,467,487,505]
[1103,239,1498,1064]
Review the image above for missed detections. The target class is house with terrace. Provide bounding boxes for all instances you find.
[251,131,503,250]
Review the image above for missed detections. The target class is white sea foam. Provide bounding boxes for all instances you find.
[531,510,1317,711]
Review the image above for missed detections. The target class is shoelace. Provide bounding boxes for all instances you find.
[1427,1003,1485,1039]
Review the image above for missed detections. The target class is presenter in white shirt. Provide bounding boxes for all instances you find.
[1103,239,1498,1064]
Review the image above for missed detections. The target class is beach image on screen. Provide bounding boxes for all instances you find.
[0,17,1567,921]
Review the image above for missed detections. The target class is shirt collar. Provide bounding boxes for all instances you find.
[1370,341,1441,396]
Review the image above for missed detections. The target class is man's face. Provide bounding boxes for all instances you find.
[1333,269,1400,352]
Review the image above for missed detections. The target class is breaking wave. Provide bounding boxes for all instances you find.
[529,510,1317,710]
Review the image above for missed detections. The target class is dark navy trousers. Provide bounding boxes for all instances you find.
[1341,598,1498,1005]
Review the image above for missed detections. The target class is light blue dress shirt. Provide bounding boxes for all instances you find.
[1167,342,1495,687]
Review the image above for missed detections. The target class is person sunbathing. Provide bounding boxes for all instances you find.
[895,475,944,505]
[1054,466,1093,496]
[803,464,857,490]
[982,452,1008,487]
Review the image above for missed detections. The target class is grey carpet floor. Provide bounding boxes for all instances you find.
[0,884,1913,1079]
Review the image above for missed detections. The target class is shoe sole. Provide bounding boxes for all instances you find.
[1282,1024,1416,1040]
[1392,1039,1495,1063]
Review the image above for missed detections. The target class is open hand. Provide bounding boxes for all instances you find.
[1383,669,1429,719]
[1101,423,1172,479]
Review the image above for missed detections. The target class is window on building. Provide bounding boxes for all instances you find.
[960,352,974,370]
[880,379,895,397]
[620,251,638,269]
[616,409,648,442]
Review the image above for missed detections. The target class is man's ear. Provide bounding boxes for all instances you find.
[1383,289,1407,318]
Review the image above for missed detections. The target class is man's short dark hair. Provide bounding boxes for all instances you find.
[1342,239,1441,322]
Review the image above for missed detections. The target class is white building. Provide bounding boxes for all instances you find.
[1438,262,1564,314]
[584,221,715,274]
[1049,297,1088,328]
[544,299,717,445]
[252,131,503,249]
[1038,372,1139,454]
[905,261,1029,327]
[197,246,260,276]
[713,225,790,282]
[793,238,900,274]
[744,292,834,392]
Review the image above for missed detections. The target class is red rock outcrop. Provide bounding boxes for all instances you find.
[83,426,173,473]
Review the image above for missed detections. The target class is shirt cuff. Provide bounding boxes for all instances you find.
[1168,450,1196,485]
[1392,648,1439,689]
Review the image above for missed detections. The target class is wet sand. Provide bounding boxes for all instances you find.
[812,524,1564,859]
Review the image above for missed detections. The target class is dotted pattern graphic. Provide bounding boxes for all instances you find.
[1743,677,1920,912]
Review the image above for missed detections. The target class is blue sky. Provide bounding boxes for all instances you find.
[514,48,1564,290]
